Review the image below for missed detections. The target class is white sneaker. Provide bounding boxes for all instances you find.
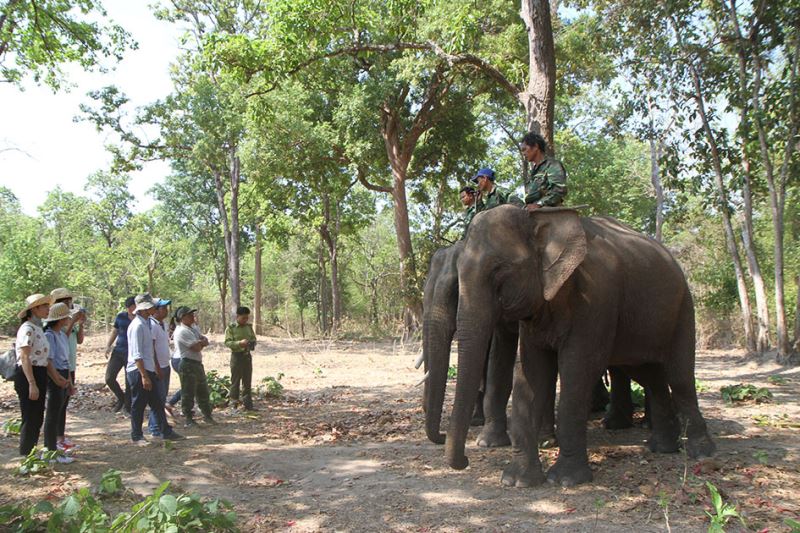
[54,455,75,464]
[131,438,150,447]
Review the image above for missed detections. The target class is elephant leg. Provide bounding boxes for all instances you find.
[625,365,680,453]
[538,372,558,449]
[477,324,516,448]
[471,335,492,426]
[547,348,607,487]
[603,367,634,429]
[501,327,553,488]
[666,303,715,458]
[590,375,610,413]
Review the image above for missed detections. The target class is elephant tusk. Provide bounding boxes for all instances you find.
[415,371,430,387]
[414,351,425,369]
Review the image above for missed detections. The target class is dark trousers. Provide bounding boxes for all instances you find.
[168,358,181,406]
[14,365,48,456]
[57,370,74,437]
[180,359,212,419]
[105,350,131,409]
[148,365,172,436]
[127,370,171,441]
[44,369,69,450]
[230,352,253,408]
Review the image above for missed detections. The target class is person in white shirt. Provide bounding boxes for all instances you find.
[174,306,216,427]
[126,294,183,445]
[148,298,175,437]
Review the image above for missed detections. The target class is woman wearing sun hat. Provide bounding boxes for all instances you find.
[14,293,59,455]
[42,302,74,463]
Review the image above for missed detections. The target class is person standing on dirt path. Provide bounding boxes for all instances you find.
[50,288,84,450]
[42,302,75,463]
[225,306,257,411]
[104,296,136,414]
[126,294,184,445]
[148,298,175,437]
[174,306,217,427]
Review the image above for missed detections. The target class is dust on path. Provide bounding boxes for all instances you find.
[1,335,799,532]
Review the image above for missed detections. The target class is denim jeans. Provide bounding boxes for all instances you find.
[44,369,69,450]
[127,369,172,441]
[148,365,172,436]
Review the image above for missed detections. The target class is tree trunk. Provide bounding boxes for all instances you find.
[518,0,556,151]
[319,191,341,333]
[253,226,263,335]
[317,239,329,335]
[228,151,242,315]
[647,98,664,242]
[793,275,800,352]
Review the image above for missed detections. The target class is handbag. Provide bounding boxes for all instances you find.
[0,344,17,381]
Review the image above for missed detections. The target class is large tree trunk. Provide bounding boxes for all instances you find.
[228,151,242,315]
[319,191,342,333]
[317,239,330,335]
[253,226,263,335]
[518,0,556,150]
[794,275,800,353]
[647,98,665,242]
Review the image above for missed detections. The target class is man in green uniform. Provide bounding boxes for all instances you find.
[520,132,567,211]
[224,306,258,411]
[472,168,524,213]
[459,185,476,239]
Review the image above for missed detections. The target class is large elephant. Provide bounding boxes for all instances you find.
[421,241,522,448]
[446,206,715,487]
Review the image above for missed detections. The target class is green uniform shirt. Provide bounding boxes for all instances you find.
[524,157,567,206]
[475,185,524,213]
[460,204,476,239]
[224,323,257,354]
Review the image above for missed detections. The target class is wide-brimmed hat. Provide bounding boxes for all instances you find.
[17,294,54,319]
[44,302,72,324]
[50,287,73,301]
[134,293,155,311]
[175,306,197,320]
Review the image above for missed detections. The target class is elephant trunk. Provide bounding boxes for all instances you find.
[445,304,494,470]
[422,307,455,445]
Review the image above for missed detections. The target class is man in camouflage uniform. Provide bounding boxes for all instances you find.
[459,185,476,239]
[472,168,524,214]
[520,132,567,211]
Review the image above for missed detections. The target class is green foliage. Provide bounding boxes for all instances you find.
[0,478,237,533]
[695,380,709,393]
[98,469,125,497]
[785,517,800,533]
[752,450,769,465]
[2,417,22,436]
[17,447,59,476]
[767,375,788,385]
[705,481,744,533]
[0,0,133,89]
[720,384,773,406]
[206,371,231,407]
[629,382,646,409]
[256,373,284,399]
[447,365,457,380]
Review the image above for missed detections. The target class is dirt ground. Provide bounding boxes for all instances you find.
[1,334,799,532]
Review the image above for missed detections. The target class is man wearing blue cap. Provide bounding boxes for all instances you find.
[148,297,174,437]
[472,168,524,213]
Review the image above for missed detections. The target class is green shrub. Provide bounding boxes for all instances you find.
[720,383,772,405]
[705,481,744,532]
[256,373,284,399]
[98,469,124,497]
[3,417,22,436]
[206,370,232,407]
[447,365,457,380]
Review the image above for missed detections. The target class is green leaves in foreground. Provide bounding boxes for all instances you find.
[0,474,238,532]
[705,481,744,533]
[720,384,772,406]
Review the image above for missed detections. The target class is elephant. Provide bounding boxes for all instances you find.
[445,205,715,487]
[421,241,523,448]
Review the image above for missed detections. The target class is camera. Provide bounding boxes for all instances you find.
[248,340,256,351]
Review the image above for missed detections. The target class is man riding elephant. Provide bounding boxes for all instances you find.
[472,168,524,214]
[520,132,567,211]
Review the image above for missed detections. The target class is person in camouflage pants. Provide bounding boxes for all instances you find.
[471,168,524,214]
[520,132,567,211]
[224,306,257,410]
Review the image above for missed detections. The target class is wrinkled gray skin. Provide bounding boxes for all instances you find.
[447,206,716,487]
[422,242,543,448]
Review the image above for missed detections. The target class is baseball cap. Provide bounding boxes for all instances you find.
[471,168,495,183]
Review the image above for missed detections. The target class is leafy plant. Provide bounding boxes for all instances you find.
[256,373,284,398]
[98,468,125,496]
[206,370,232,407]
[111,481,237,532]
[720,383,772,405]
[785,517,800,533]
[695,379,709,393]
[752,450,769,465]
[705,481,744,532]
[767,375,788,385]
[313,367,324,377]
[17,447,59,476]
[752,414,800,428]
[2,417,22,436]
[630,382,646,408]
[447,365,457,380]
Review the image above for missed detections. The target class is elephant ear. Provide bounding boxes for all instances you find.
[531,208,587,301]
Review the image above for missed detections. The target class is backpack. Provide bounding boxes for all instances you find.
[0,344,17,381]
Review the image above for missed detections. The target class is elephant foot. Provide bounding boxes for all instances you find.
[647,431,680,454]
[538,433,558,449]
[546,457,593,487]
[603,411,633,430]
[686,434,716,459]
[501,460,545,488]
[476,426,511,448]
[448,454,469,470]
